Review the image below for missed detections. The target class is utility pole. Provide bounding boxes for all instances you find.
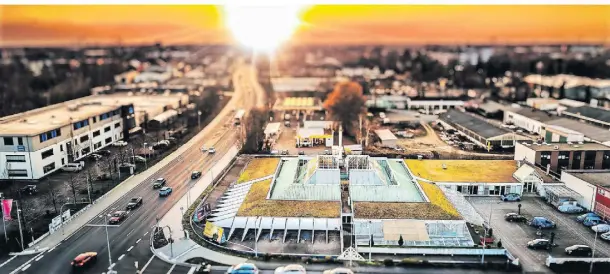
[16,200,24,251]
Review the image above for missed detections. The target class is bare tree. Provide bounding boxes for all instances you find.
[44,179,59,214]
[64,173,82,202]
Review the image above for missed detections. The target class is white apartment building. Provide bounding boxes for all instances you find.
[0,102,134,180]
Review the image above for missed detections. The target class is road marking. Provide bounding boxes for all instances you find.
[167,264,176,274]
[0,256,16,268]
[35,255,44,261]
[22,264,31,271]
[144,232,149,236]
[9,253,44,274]
[47,246,56,253]
[140,255,155,273]
[136,238,142,244]
[126,228,135,237]
[118,254,125,261]
[187,266,197,274]
[85,224,120,227]
[127,246,134,252]
[108,263,115,270]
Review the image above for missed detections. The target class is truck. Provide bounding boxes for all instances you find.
[234,109,245,125]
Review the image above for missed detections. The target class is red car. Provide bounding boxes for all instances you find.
[108,211,127,224]
[71,252,97,271]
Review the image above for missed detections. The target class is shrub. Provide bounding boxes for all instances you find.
[383,259,395,266]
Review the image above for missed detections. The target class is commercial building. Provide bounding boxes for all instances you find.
[544,118,610,146]
[133,65,173,83]
[503,107,559,134]
[526,98,559,111]
[562,105,610,129]
[374,129,398,148]
[514,142,610,177]
[542,125,585,143]
[561,170,610,218]
[0,102,135,180]
[405,160,522,196]
[438,109,531,149]
[271,77,326,93]
[296,120,334,147]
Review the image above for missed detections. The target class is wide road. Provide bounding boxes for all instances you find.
[7,63,264,274]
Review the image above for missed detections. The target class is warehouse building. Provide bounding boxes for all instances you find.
[544,118,610,146]
[374,129,398,148]
[514,142,610,177]
[503,107,559,135]
[0,102,135,180]
[561,170,610,218]
[562,105,610,129]
[438,109,531,150]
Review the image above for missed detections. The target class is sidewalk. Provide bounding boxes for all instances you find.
[153,145,248,266]
[23,73,244,254]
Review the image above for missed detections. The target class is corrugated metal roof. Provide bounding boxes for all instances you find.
[439,109,509,139]
[374,129,397,141]
[546,118,610,142]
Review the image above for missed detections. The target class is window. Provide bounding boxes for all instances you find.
[6,155,26,162]
[80,135,89,143]
[81,147,90,155]
[94,142,101,150]
[17,137,23,146]
[43,162,56,173]
[105,137,112,144]
[115,122,121,128]
[41,148,54,159]
[7,170,28,177]
[73,119,90,130]
[104,126,111,133]
[92,116,97,123]
[60,144,64,152]
[128,107,134,114]
[93,130,100,137]
[39,129,61,143]
[3,137,14,146]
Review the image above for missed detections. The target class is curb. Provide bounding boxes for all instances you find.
[9,247,49,256]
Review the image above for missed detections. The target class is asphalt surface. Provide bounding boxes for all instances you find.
[0,63,263,274]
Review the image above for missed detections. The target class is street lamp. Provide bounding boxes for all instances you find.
[368,220,372,262]
[60,199,72,235]
[197,111,202,131]
[482,201,502,264]
[254,216,260,258]
[142,143,148,169]
[590,231,598,274]
[104,214,113,269]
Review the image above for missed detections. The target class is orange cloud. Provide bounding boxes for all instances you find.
[1,5,609,46]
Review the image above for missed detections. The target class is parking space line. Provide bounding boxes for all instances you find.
[127,246,134,252]
[22,264,31,271]
[136,238,142,244]
[144,231,149,236]
[108,263,115,270]
[166,264,176,274]
[118,254,125,261]
[0,256,16,268]
[35,255,44,261]
[140,255,155,273]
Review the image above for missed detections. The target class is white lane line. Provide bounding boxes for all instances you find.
[140,255,155,273]
[118,254,125,261]
[126,228,135,237]
[187,266,197,274]
[22,264,31,271]
[127,246,134,252]
[47,246,56,253]
[35,255,44,261]
[0,256,16,268]
[9,253,44,274]
[108,263,115,270]
[144,231,149,236]
[136,238,142,244]
[85,224,120,227]
[166,264,176,274]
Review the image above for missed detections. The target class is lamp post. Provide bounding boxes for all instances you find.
[197,111,202,131]
[104,214,113,269]
[254,216,260,258]
[368,220,372,262]
[482,201,502,264]
[60,199,73,235]
[590,231,598,273]
[16,202,24,251]
[142,143,148,169]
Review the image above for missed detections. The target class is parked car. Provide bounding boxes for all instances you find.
[504,213,527,222]
[577,213,600,223]
[112,141,128,147]
[20,185,38,195]
[565,245,592,256]
[529,217,557,229]
[71,252,97,271]
[108,211,127,224]
[601,232,610,241]
[592,224,610,233]
[86,154,103,161]
[226,263,259,274]
[527,239,551,250]
[558,203,585,214]
[153,178,167,189]
[208,147,216,154]
[270,150,279,155]
[280,150,289,155]
[126,197,143,210]
[96,150,112,156]
[583,216,607,227]
[159,187,173,197]
[298,151,305,155]
[274,264,306,274]
[62,162,84,172]
[201,145,207,152]
[130,156,146,163]
[191,171,202,179]
[95,173,111,181]
[323,268,354,274]
[500,193,521,202]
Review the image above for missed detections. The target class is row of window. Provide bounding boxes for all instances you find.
[100,110,120,121]
[3,137,24,146]
[73,119,90,130]
[39,129,61,143]
[6,155,26,162]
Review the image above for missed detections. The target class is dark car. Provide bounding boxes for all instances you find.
[191,171,202,179]
[126,197,143,210]
[71,252,97,271]
[504,213,527,222]
[95,173,111,181]
[298,151,305,155]
[153,178,167,189]
[20,185,38,195]
[85,154,102,162]
[527,239,551,250]
[96,150,112,156]
[565,245,592,257]
[108,211,127,224]
[529,217,557,229]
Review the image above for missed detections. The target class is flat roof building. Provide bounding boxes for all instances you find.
[545,118,610,146]
[514,142,610,177]
[374,129,398,148]
[561,170,610,218]
[562,105,610,129]
[503,107,559,134]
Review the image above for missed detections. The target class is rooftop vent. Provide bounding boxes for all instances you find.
[553,145,559,150]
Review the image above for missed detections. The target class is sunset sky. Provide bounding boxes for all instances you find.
[1,5,609,46]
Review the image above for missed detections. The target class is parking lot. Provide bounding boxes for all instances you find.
[470,196,610,273]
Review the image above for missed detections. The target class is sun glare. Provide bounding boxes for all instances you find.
[223,5,305,53]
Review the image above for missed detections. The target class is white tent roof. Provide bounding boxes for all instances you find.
[374,129,397,141]
[264,122,281,135]
[513,164,536,182]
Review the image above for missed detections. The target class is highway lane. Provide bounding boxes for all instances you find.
[20,129,238,274]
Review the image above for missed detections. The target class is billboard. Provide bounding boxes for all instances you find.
[203,221,226,244]
[193,203,211,223]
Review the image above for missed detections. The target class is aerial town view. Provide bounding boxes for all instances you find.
[2,3,610,274]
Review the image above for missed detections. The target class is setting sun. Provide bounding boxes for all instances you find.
[222,5,306,53]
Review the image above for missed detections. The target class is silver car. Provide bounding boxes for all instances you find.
[275,264,306,274]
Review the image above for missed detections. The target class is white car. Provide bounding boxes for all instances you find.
[274,264,306,274]
[201,146,207,152]
[592,224,610,233]
[208,147,216,154]
[601,232,610,241]
[112,141,128,147]
[323,268,354,274]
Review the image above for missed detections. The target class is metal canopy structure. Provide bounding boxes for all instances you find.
[353,219,474,247]
[219,216,341,244]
